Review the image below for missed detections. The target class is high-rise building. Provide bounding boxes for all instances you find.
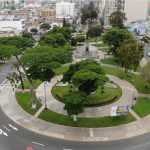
[103,0,125,27]
[147,0,150,37]
[56,1,75,19]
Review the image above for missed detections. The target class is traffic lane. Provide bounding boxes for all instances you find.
[1,105,150,150]
[144,45,150,61]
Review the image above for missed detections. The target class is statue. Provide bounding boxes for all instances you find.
[85,36,89,55]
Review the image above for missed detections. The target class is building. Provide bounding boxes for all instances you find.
[127,20,148,36]
[147,0,150,37]
[103,0,125,27]
[0,16,26,35]
[41,8,54,17]
[56,1,75,19]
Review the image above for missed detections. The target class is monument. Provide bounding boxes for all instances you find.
[75,36,99,59]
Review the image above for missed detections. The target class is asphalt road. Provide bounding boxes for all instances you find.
[144,44,150,61]
[1,60,150,150]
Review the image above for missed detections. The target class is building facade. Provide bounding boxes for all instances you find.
[56,1,75,19]
[103,0,125,27]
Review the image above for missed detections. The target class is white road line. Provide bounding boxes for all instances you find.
[2,125,10,132]
[2,79,7,84]
[0,129,8,136]
[8,124,18,131]
[63,149,72,150]
[32,142,45,147]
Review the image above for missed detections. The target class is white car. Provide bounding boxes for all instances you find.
[148,52,150,57]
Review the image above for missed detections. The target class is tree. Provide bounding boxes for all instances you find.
[50,26,72,41]
[102,28,134,55]
[72,69,100,95]
[109,10,127,29]
[30,28,38,35]
[141,63,150,88]
[62,59,104,83]
[40,33,66,47]
[117,40,144,72]
[40,23,51,31]
[81,2,98,24]
[87,25,103,38]
[0,36,34,49]
[75,35,85,43]
[71,37,77,46]
[22,31,33,39]
[0,45,11,62]
[64,91,87,121]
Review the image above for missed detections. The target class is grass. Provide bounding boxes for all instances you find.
[16,92,42,115]
[89,36,102,42]
[133,97,150,117]
[39,109,135,127]
[102,66,149,94]
[103,57,119,66]
[53,66,69,75]
[52,84,122,106]
[18,79,42,89]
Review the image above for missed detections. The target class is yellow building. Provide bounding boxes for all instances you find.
[41,8,54,17]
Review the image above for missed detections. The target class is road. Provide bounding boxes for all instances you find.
[144,44,150,61]
[1,60,150,150]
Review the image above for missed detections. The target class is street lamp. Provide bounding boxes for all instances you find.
[44,81,47,109]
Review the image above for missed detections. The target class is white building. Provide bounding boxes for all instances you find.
[56,1,75,19]
[103,0,125,27]
[0,16,26,36]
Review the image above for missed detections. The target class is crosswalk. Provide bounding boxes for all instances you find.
[0,123,19,137]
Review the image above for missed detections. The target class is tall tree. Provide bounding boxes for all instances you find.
[72,69,107,95]
[117,40,144,72]
[64,91,87,121]
[40,23,51,31]
[102,28,134,55]
[109,10,127,29]
[141,63,150,88]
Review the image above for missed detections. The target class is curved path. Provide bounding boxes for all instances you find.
[36,74,138,117]
[0,77,149,142]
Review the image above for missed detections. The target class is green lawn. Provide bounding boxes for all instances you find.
[103,57,119,66]
[52,84,122,106]
[53,66,69,75]
[133,97,150,117]
[16,92,42,115]
[102,66,149,94]
[89,36,102,42]
[39,109,135,127]
[18,79,42,89]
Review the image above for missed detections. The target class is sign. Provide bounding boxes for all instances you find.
[111,106,129,116]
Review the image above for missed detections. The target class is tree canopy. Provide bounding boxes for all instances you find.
[102,28,134,55]
[86,25,103,37]
[64,91,87,117]
[40,23,51,30]
[62,59,108,95]
[117,40,144,71]
[109,10,127,29]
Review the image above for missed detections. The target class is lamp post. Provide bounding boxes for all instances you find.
[44,81,47,109]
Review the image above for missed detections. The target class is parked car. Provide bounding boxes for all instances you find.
[26,147,34,150]
[147,52,150,57]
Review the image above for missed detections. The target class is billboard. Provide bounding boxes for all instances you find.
[111,106,129,117]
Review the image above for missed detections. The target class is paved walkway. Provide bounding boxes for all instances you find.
[36,75,138,118]
[1,82,150,141]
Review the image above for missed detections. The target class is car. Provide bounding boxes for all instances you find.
[147,52,150,57]
[26,147,34,150]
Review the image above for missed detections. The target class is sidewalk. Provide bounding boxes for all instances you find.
[36,75,138,118]
[1,82,150,141]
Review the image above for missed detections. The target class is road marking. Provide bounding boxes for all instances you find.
[63,149,72,150]
[2,79,7,84]
[8,124,18,131]
[2,125,10,132]
[0,129,8,136]
[32,142,45,146]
